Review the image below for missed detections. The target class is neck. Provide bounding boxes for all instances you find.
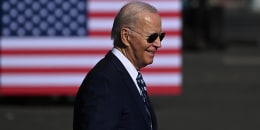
[115,47,140,71]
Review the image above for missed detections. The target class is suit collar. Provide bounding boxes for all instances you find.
[111,48,139,84]
[105,51,156,129]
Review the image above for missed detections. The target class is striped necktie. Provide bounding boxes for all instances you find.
[136,72,152,130]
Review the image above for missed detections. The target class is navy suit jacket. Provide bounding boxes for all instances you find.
[73,51,157,130]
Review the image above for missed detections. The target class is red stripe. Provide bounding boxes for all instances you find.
[0,86,181,96]
[1,67,180,74]
[166,30,182,36]
[88,0,181,4]
[142,67,181,73]
[88,12,116,18]
[88,30,181,36]
[1,67,91,74]
[148,86,182,96]
[157,48,182,54]
[89,0,180,2]
[88,12,181,18]
[0,86,78,96]
[159,12,182,17]
[1,48,181,55]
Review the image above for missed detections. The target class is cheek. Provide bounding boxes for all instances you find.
[136,43,148,56]
[132,39,145,53]
[141,45,154,63]
[131,37,150,58]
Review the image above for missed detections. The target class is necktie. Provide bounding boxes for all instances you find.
[136,72,152,130]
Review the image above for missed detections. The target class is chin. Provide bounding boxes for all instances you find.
[146,60,154,65]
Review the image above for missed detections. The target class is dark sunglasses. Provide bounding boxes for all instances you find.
[127,28,165,43]
[146,32,165,43]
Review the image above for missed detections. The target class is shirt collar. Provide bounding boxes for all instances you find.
[111,48,138,81]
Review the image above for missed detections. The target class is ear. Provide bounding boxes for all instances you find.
[121,28,130,47]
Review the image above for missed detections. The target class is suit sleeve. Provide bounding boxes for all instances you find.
[73,74,123,130]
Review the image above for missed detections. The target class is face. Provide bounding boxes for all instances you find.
[125,12,163,70]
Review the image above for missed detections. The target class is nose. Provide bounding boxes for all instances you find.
[152,37,162,48]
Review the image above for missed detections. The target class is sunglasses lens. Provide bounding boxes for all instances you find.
[147,33,159,43]
[147,33,165,43]
[159,33,165,41]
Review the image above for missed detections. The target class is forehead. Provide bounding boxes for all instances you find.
[136,12,162,32]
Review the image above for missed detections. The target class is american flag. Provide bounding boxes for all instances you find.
[0,0,182,96]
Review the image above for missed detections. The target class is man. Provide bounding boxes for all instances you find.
[73,1,165,130]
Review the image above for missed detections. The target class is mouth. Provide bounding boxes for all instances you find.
[146,50,156,56]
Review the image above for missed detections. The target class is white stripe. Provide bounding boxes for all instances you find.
[1,74,85,86]
[88,18,113,31]
[2,54,180,68]
[1,37,181,49]
[1,55,104,68]
[152,54,181,67]
[162,17,182,31]
[163,36,182,48]
[88,1,181,12]
[88,17,181,31]
[143,73,182,86]
[2,73,181,86]
[1,37,113,49]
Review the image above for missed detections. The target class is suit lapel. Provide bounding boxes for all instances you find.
[105,51,152,128]
[146,95,157,130]
[123,74,152,127]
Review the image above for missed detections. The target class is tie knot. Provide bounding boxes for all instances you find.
[137,72,143,80]
[136,72,146,90]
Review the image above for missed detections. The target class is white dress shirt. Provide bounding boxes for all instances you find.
[112,48,141,94]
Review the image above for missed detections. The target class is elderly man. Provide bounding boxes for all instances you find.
[73,1,165,130]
